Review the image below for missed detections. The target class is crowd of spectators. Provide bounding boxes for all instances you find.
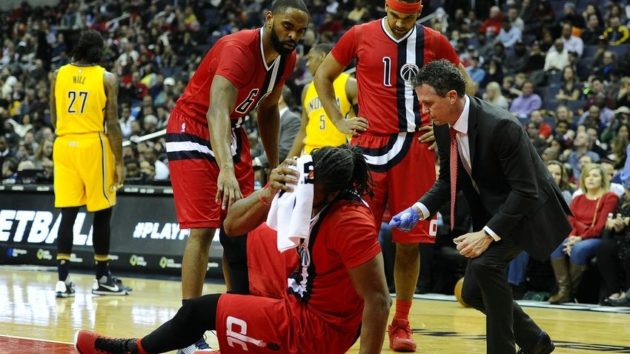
[2,0,630,304]
[0,0,387,185]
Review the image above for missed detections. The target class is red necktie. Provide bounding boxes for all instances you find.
[450,128,458,231]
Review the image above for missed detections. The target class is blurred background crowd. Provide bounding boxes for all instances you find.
[2,0,630,305]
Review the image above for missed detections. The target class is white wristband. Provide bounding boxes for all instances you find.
[412,202,429,220]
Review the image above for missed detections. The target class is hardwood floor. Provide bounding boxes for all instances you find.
[1,266,628,353]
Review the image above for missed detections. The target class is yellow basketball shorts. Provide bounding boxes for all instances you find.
[53,132,117,211]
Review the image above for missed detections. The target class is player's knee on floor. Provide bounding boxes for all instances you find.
[177,294,221,331]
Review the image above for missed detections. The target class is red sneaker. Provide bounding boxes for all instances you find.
[387,318,417,352]
[74,330,137,354]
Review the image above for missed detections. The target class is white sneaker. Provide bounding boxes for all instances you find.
[177,336,213,354]
[608,291,626,301]
[55,280,75,298]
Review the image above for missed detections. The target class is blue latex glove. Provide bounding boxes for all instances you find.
[389,206,420,232]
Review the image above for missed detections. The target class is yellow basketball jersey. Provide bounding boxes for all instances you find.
[303,72,353,154]
[54,64,107,136]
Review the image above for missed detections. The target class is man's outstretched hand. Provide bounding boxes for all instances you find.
[389,206,420,232]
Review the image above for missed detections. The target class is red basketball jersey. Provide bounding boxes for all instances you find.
[175,28,296,125]
[332,19,460,135]
[288,199,381,331]
[216,200,381,354]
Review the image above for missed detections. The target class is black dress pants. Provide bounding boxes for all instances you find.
[461,237,545,354]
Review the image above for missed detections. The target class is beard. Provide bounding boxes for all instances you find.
[270,25,297,55]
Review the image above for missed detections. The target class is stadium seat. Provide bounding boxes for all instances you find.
[566,99,586,113]
[544,98,559,111]
[582,45,598,60]
[608,44,630,59]
[577,57,595,80]
[546,71,563,86]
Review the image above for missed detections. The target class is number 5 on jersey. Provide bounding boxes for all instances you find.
[68,91,89,114]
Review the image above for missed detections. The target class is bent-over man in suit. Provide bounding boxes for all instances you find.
[390,60,571,354]
[255,86,301,166]
[277,86,301,162]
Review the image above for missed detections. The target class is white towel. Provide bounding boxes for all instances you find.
[266,155,315,252]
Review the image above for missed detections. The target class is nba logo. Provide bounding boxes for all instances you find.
[400,63,420,84]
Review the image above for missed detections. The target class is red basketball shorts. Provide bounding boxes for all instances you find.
[215,228,358,353]
[165,109,253,229]
[352,131,437,244]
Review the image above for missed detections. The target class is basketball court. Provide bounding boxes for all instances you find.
[1,266,628,353]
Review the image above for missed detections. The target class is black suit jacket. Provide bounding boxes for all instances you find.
[420,96,571,261]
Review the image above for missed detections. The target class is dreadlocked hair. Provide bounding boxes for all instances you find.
[73,29,104,64]
[311,144,373,199]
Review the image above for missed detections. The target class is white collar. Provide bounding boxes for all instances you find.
[380,17,415,43]
[451,95,470,134]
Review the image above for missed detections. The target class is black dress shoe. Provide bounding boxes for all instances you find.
[517,331,555,354]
